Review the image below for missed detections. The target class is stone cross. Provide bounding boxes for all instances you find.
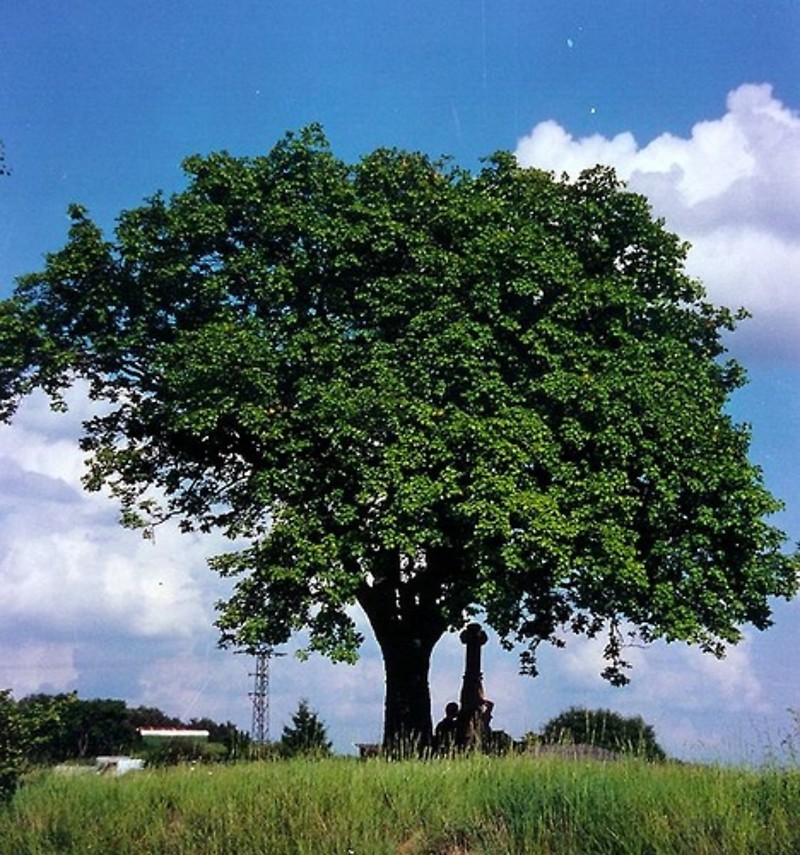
[458,622,488,747]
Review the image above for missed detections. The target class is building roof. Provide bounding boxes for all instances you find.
[138,728,210,738]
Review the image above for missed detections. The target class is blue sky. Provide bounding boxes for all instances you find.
[1,1,799,759]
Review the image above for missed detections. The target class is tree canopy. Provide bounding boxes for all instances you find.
[3,691,249,766]
[1,125,796,743]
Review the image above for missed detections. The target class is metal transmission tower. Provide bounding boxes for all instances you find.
[249,646,284,744]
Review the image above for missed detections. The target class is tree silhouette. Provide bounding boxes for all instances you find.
[541,706,666,760]
[279,700,332,757]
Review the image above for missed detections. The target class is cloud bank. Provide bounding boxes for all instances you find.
[515,84,800,363]
[0,387,251,722]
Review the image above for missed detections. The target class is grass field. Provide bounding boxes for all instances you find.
[2,753,799,854]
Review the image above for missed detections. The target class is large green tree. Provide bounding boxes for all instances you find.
[1,127,796,746]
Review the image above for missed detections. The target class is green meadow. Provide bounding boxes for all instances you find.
[2,754,799,854]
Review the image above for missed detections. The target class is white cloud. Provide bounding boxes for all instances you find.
[555,631,765,715]
[136,646,252,724]
[515,83,800,362]
[2,489,204,634]
[0,641,79,697]
[0,388,238,709]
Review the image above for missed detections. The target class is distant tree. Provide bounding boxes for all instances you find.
[3,692,250,766]
[1,126,797,749]
[18,695,136,760]
[187,717,250,759]
[126,705,184,729]
[0,690,26,802]
[279,700,332,757]
[15,692,78,764]
[0,689,66,801]
[541,706,666,761]
[63,697,135,759]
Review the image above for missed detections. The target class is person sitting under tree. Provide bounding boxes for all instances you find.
[433,702,459,754]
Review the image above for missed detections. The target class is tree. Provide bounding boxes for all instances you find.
[0,690,26,802]
[279,699,332,757]
[126,705,184,730]
[541,706,666,761]
[0,690,65,801]
[18,695,136,760]
[0,127,796,748]
[186,717,251,759]
[15,692,79,764]
[12,694,248,762]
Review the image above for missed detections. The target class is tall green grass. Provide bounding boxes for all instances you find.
[2,754,798,853]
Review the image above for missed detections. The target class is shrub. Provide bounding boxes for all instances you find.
[541,706,666,761]
[0,690,25,803]
[0,689,68,802]
[141,739,229,766]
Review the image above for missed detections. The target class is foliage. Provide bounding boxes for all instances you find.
[142,739,229,766]
[0,689,66,803]
[2,755,800,852]
[1,125,797,743]
[0,690,26,803]
[18,695,137,761]
[184,717,250,759]
[279,699,332,757]
[5,692,247,766]
[126,705,185,729]
[541,706,666,760]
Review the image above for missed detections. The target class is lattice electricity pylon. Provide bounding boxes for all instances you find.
[248,646,284,744]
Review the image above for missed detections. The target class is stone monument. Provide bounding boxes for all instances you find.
[457,622,490,748]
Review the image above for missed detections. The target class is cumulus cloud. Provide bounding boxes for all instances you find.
[0,641,79,697]
[1,398,216,638]
[555,630,765,713]
[0,387,240,714]
[515,83,800,362]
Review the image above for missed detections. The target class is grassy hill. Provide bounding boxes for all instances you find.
[2,753,799,853]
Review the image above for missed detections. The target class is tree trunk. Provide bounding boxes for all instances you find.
[379,631,438,751]
[357,551,449,751]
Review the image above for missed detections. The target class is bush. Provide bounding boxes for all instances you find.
[1,689,69,802]
[141,739,229,766]
[0,690,25,803]
[541,707,666,761]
